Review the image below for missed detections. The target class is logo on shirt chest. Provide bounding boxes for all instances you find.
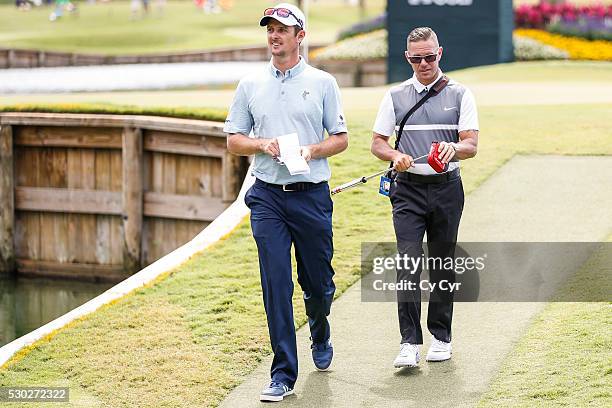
[302,90,310,100]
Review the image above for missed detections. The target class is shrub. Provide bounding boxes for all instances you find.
[311,29,387,61]
[337,13,386,41]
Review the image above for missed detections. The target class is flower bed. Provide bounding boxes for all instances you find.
[515,2,612,29]
[515,2,612,41]
[312,29,587,63]
[548,15,612,41]
[513,35,569,61]
[515,28,612,61]
[310,29,387,61]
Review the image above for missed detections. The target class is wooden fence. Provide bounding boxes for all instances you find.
[0,46,270,69]
[0,113,248,282]
[0,44,324,69]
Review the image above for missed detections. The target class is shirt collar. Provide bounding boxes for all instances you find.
[412,70,444,93]
[269,56,306,79]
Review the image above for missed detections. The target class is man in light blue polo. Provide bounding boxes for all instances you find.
[224,3,348,402]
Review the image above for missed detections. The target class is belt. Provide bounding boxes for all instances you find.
[396,168,460,184]
[256,178,327,192]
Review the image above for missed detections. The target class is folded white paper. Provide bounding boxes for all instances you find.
[276,133,310,175]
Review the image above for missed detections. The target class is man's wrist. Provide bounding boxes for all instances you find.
[307,144,319,159]
[257,139,266,154]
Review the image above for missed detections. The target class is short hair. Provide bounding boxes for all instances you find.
[407,27,439,46]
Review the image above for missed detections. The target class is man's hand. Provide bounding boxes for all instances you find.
[437,142,456,164]
[260,138,280,157]
[300,146,313,162]
[392,152,414,172]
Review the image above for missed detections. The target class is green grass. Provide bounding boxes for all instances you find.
[0,0,384,54]
[480,302,611,407]
[0,103,227,121]
[2,0,606,55]
[0,61,611,407]
[451,60,612,83]
[479,238,612,407]
[0,60,607,112]
[0,0,607,55]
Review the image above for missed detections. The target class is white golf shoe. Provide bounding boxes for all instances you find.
[393,343,420,368]
[426,336,452,361]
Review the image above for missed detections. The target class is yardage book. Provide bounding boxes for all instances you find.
[276,133,310,176]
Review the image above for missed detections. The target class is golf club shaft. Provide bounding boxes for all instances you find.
[330,154,429,195]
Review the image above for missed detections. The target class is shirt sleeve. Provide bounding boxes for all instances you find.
[458,88,479,132]
[322,78,348,135]
[223,80,254,135]
[372,90,396,138]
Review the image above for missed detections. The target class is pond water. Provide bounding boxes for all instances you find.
[0,276,113,347]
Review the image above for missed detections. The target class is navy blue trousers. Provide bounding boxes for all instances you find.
[244,179,335,388]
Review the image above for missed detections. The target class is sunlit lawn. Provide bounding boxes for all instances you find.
[0,0,385,54]
[0,60,611,407]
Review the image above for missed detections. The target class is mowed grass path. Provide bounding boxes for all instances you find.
[0,0,384,54]
[479,236,612,408]
[0,61,611,407]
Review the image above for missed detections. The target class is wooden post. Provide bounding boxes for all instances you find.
[8,50,15,69]
[38,51,46,68]
[222,152,244,203]
[122,127,143,275]
[0,125,15,274]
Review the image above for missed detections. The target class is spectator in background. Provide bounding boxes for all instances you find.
[49,0,76,21]
[204,0,221,14]
[130,0,161,20]
[16,0,43,11]
[16,0,30,10]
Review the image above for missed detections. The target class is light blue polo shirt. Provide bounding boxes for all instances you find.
[224,57,348,185]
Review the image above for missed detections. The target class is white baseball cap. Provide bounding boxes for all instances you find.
[259,3,306,30]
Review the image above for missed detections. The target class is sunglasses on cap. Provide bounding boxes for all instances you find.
[263,7,304,29]
[406,53,438,64]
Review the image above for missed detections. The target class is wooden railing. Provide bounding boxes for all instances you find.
[0,46,270,68]
[0,113,248,282]
[0,44,324,69]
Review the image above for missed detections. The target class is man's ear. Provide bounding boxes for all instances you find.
[297,30,305,44]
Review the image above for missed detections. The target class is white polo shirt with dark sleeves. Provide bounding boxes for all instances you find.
[224,57,348,185]
[373,71,479,175]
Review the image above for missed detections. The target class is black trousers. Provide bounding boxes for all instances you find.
[389,174,464,345]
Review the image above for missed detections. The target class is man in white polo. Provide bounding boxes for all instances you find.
[224,3,348,402]
[371,27,479,368]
